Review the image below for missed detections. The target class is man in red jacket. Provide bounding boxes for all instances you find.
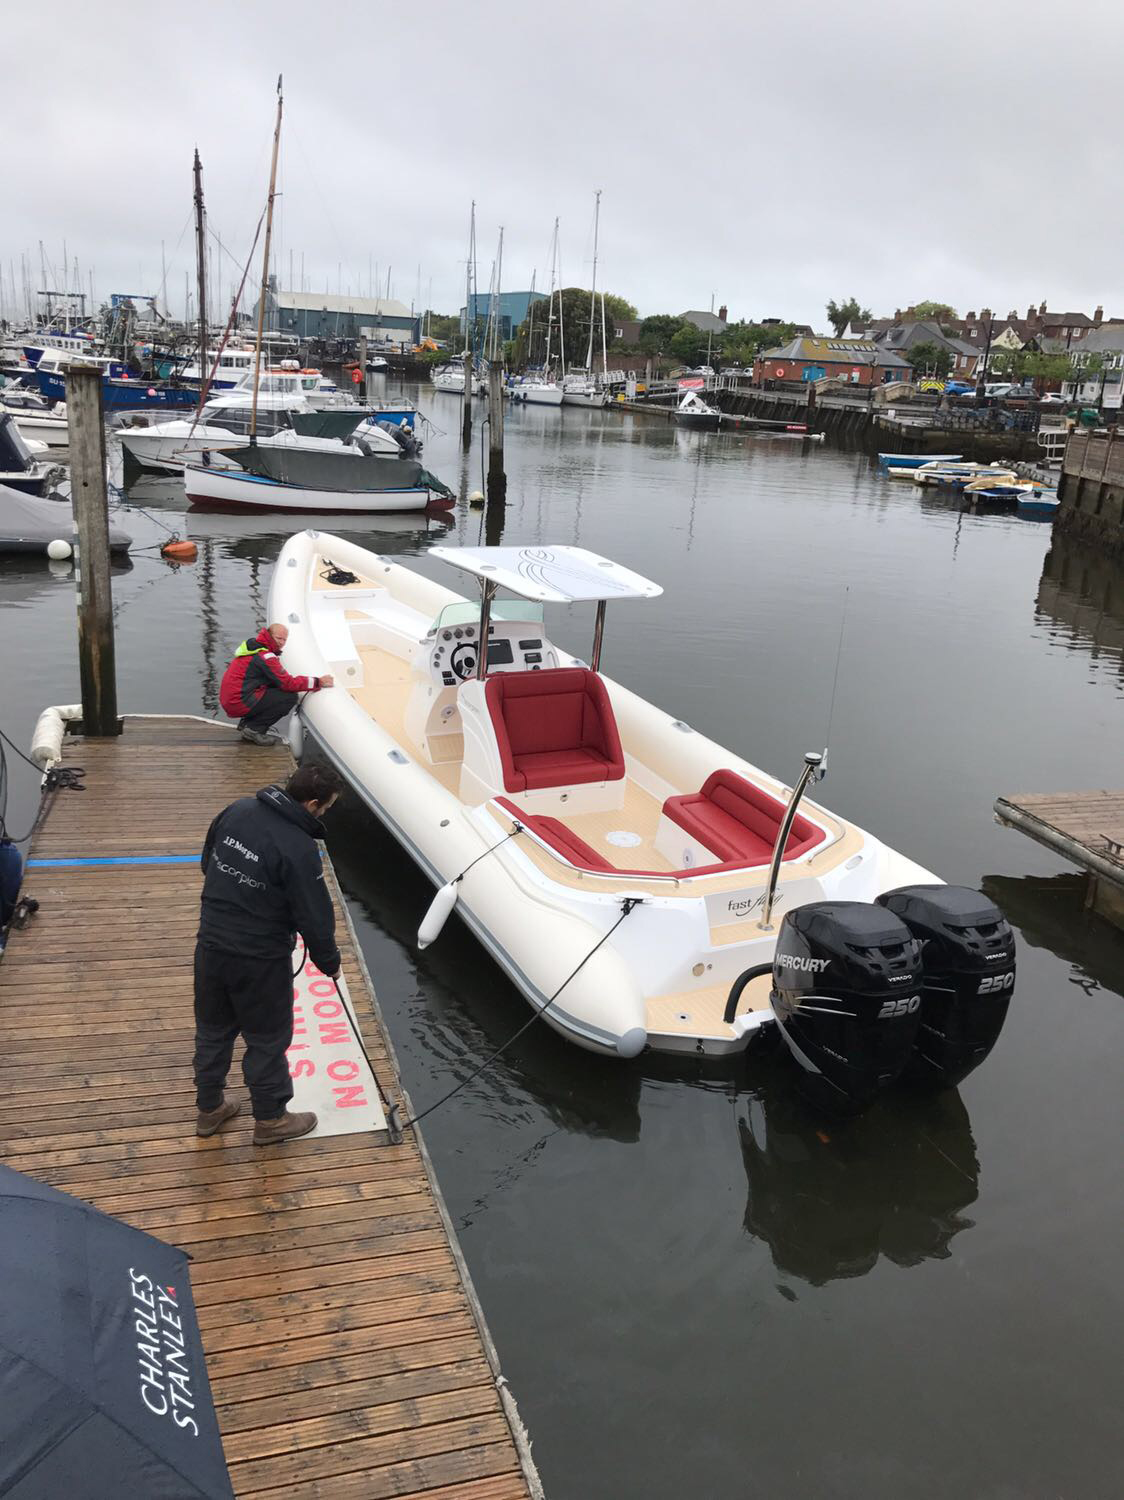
[219,623,333,745]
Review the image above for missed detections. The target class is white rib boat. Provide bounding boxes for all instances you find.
[270,535,1017,1109]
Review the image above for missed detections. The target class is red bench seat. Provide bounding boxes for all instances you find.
[485,668,625,792]
[663,769,824,865]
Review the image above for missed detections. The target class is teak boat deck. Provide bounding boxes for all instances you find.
[0,715,539,1500]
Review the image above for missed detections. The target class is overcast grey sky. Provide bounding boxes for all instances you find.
[5,0,1122,328]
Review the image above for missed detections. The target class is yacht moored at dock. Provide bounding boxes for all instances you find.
[270,535,1015,1110]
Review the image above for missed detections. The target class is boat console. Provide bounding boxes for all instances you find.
[423,605,560,687]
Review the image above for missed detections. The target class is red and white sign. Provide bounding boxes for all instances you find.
[677,376,705,391]
[287,940,387,1136]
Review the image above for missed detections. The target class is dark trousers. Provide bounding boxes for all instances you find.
[242,686,296,733]
[193,942,294,1121]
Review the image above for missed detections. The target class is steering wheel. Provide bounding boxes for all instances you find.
[449,641,478,680]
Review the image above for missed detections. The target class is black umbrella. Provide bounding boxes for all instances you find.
[0,1163,234,1498]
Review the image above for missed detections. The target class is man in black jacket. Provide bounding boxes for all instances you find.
[193,763,345,1146]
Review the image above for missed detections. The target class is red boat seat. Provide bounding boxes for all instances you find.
[485,668,625,792]
[663,769,824,865]
[496,798,614,870]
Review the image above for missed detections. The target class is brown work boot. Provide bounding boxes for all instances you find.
[195,1098,241,1137]
[253,1110,318,1146]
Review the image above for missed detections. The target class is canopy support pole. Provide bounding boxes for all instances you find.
[591,600,607,672]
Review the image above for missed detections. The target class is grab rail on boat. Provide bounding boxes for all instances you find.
[757,751,824,933]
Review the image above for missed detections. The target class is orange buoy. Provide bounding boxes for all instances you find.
[161,540,198,563]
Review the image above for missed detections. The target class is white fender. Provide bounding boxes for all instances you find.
[418,881,459,950]
[30,704,82,771]
[288,713,304,759]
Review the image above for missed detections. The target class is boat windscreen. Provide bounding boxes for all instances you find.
[433,600,544,633]
[0,415,35,471]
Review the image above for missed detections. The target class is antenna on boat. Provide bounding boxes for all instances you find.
[250,75,284,444]
[821,584,850,775]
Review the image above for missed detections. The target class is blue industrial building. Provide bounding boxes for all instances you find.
[263,290,420,344]
[460,290,546,343]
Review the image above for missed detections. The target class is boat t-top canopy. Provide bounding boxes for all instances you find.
[429,545,662,603]
[429,545,661,676]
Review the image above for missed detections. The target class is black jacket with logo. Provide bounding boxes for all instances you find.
[197,785,340,975]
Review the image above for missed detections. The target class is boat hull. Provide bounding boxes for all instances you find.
[506,388,564,406]
[36,369,197,410]
[676,412,720,430]
[561,390,608,408]
[269,531,940,1063]
[183,462,447,513]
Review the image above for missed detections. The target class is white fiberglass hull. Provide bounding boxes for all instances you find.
[118,421,240,474]
[269,531,939,1061]
[506,383,564,406]
[561,389,608,408]
[183,462,441,513]
[11,413,70,446]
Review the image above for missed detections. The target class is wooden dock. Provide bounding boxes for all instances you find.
[995,789,1124,929]
[0,715,541,1500]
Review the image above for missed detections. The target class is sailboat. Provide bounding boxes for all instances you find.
[180,82,450,513]
[562,190,609,409]
[503,225,562,407]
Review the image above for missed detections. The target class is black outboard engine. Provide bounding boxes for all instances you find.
[877,885,1015,1088]
[770,902,924,1114]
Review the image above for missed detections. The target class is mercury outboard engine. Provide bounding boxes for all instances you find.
[876,885,1015,1088]
[770,902,924,1113]
[378,418,419,458]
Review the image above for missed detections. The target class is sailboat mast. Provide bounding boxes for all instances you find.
[586,189,600,370]
[494,227,503,363]
[193,148,208,414]
[544,219,558,372]
[250,76,284,442]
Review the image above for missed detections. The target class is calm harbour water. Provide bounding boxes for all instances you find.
[2,381,1122,1499]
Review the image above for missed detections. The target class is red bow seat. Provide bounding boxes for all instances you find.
[663,769,824,865]
[485,668,626,792]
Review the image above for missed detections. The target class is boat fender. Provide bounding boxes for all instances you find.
[47,539,72,560]
[418,881,459,950]
[288,713,304,759]
[30,704,82,771]
[616,1026,647,1059]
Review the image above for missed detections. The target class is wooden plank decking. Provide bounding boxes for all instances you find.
[0,715,540,1500]
[995,789,1124,928]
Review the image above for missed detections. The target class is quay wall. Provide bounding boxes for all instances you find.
[1058,429,1124,551]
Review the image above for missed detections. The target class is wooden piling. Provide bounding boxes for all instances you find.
[65,363,119,737]
[487,361,506,510]
[462,352,474,446]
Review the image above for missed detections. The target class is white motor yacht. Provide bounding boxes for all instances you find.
[269,535,1017,1111]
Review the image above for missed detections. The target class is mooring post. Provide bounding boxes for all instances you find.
[66,362,120,736]
[357,334,368,406]
[462,351,474,446]
[487,361,506,500]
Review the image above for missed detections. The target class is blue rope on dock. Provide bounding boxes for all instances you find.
[27,855,198,868]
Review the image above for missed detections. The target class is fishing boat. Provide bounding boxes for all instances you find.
[675,390,721,430]
[179,345,256,390]
[34,365,196,412]
[877,452,962,470]
[269,535,1016,1110]
[0,481,131,556]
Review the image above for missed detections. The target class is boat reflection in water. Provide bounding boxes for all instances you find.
[738,1064,979,1285]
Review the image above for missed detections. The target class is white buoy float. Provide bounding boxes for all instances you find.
[47,539,72,560]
